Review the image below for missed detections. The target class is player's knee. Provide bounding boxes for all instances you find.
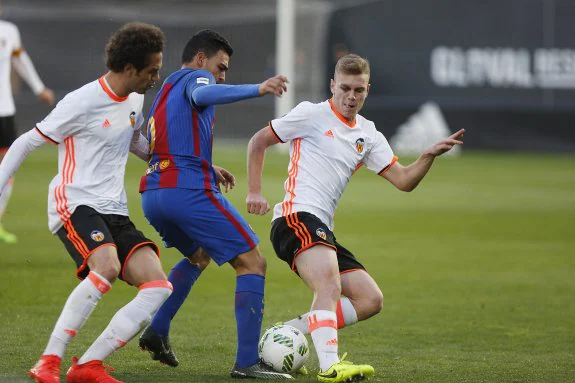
[93,261,121,282]
[89,254,121,282]
[316,280,342,303]
[369,289,384,315]
[231,247,267,275]
[187,250,211,271]
[247,250,267,275]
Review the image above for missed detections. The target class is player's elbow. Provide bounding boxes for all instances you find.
[399,183,416,192]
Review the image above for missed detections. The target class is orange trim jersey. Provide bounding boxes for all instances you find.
[0,20,22,116]
[270,100,396,230]
[35,76,145,233]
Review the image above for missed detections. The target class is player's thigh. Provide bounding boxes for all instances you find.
[295,245,340,292]
[56,205,118,280]
[122,246,166,287]
[147,188,259,266]
[0,116,17,152]
[340,269,382,303]
[270,211,337,274]
[141,189,202,257]
[102,213,162,283]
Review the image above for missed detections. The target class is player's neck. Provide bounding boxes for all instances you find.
[182,63,200,70]
[104,72,131,98]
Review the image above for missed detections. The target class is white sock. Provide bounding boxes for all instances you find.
[286,296,358,335]
[0,177,14,220]
[308,310,339,372]
[337,296,358,329]
[43,271,111,357]
[78,280,172,364]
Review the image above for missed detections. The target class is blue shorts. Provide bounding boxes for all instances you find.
[141,188,259,266]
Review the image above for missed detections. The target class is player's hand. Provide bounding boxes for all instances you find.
[258,75,289,97]
[213,165,235,193]
[246,192,270,216]
[37,88,55,106]
[424,129,465,157]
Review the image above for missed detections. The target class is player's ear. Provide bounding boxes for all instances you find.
[330,79,335,95]
[366,83,371,96]
[124,63,137,76]
[195,51,207,67]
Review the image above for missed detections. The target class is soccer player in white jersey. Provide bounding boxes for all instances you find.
[246,54,464,383]
[0,2,54,243]
[0,23,172,383]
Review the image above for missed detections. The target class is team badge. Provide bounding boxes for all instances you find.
[90,230,105,242]
[355,138,365,154]
[160,159,170,170]
[316,228,327,240]
[129,111,136,128]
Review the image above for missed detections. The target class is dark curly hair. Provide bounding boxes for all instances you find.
[181,29,233,64]
[105,22,164,73]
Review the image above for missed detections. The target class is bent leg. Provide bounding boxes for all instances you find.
[340,269,383,321]
[78,246,172,364]
[150,248,211,336]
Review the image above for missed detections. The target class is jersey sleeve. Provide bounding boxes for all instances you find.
[184,70,216,107]
[363,130,398,175]
[35,93,87,144]
[269,102,314,143]
[10,24,23,56]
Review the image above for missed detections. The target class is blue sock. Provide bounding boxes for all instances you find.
[235,274,265,368]
[150,258,202,337]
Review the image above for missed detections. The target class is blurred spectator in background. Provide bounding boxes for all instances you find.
[0,0,54,243]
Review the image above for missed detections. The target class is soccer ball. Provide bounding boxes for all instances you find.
[258,324,309,373]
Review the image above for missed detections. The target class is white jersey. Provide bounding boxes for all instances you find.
[0,20,22,117]
[36,76,145,233]
[271,100,397,231]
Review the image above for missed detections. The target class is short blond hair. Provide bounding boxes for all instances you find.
[335,54,370,77]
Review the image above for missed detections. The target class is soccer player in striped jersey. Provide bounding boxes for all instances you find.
[137,29,292,379]
[0,2,54,243]
[246,54,464,382]
[0,23,172,383]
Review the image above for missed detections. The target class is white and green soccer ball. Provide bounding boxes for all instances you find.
[258,324,309,373]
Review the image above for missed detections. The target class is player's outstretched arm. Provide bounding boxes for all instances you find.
[0,129,48,195]
[246,125,280,215]
[383,129,465,192]
[191,75,289,107]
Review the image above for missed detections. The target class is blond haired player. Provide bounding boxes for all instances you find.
[0,2,54,243]
[0,23,172,383]
[247,54,464,382]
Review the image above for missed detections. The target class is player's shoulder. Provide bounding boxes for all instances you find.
[356,113,377,133]
[57,80,99,109]
[0,20,19,36]
[293,100,322,114]
[181,68,215,84]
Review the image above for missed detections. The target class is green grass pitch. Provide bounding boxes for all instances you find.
[0,145,573,382]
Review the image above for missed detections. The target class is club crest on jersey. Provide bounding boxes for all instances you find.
[90,230,105,242]
[129,111,136,128]
[355,138,365,154]
[316,228,327,240]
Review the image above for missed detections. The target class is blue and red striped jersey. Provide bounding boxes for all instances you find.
[140,69,218,192]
